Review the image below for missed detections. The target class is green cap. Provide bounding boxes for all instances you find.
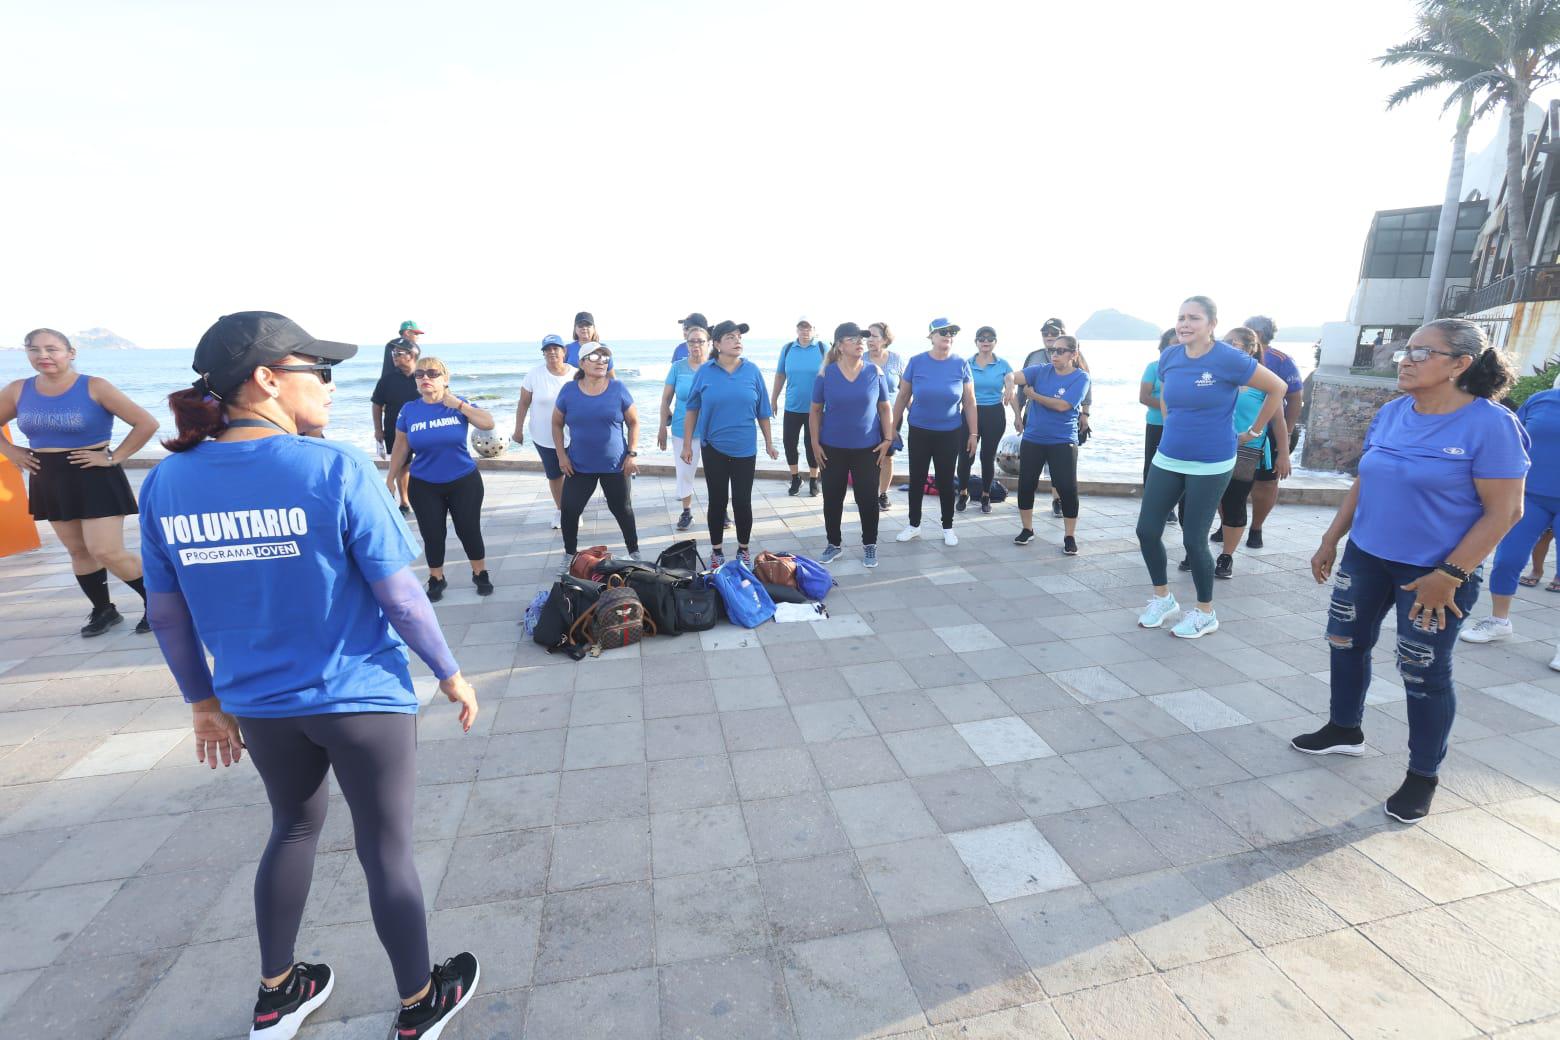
[400,320,423,333]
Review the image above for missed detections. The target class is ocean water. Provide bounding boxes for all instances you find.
[1,338,1324,479]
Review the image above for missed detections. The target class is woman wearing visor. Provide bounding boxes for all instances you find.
[140,311,481,1039]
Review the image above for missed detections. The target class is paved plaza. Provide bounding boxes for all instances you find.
[3,466,1560,1039]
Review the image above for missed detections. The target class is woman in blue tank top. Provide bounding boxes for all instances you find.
[0,328,161,637]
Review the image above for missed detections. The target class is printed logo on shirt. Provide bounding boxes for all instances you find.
[1442,446,1466,456]
[1195,371,1216,387]
[158,507,310,566]
[406,416,461,434]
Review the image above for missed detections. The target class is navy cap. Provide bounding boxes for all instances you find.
[678,312,708,330]
[833,322,869,341]
[709,320,750,341]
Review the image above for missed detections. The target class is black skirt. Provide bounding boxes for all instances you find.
[27,451,139,522]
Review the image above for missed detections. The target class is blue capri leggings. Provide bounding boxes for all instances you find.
[1490,492,1560,596]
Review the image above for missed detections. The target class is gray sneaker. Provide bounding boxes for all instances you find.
[820,545,844,564]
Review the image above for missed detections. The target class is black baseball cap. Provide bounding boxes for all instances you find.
[975,326,997,340]
[192,311,357,398]
[834,321,869,341]
[679,312,709,330]
[574,311,596,326]
[709,320,750,341]
[1041,318,1066,334]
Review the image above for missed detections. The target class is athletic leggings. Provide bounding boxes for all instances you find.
[702,444,756,547]
[1137,463,1232,602]
[1490,491,1560,595]
[561,471,639,555]
[907,425,963,529]
[239,711,428,999]
[957,404,1007,497]
[1218,475,1256,530]
[821,444,881,547]
[1018,440,1079,518]
[408,469,485,570]
[781,410,818,470]
[1144,424,1185,524]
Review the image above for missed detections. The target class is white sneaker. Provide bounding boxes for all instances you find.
[943,529,958,547]
[896,525,921,542]
[1172,608,1220,639]
[1550,643,1560,672]
[552,510,562,530]
[1459,616,1513,643]
[1137,594,1178,629]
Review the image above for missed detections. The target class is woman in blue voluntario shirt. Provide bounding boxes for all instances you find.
[957,326,1014,514]
[1134,296,1288,639]
[867,322,905,512]
[553,344,641,569]
[140,311,480,1039]
[1010,334,1091,554]
[891,318,978,546]
[771,318,827,497]
[1296,319,1528,824]
[1206,326,1292,580]
[658,321,709,532]
[810,322,893,568]
[0,327,161,637]
[682,319,777,569]
[386,356,498,602]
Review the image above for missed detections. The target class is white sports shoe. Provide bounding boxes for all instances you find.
[1459,616,1513,643]
[1172,608,1220,639]
[552,510,562,529]
[1137,594,1178,629]
[943,529,958,547]
[896,525,921,542]
[1550,643,1560,672]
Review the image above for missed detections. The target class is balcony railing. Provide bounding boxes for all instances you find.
[1444,264,1560,316]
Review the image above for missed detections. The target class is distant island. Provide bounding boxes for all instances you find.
[2,327,142,350]
[1074,309,1322,343]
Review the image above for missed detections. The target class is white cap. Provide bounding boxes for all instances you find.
[796,316,813,327]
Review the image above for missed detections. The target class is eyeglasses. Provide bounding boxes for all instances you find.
[581,352,611,363]
[686,339,709,347]
[411,368,444,380]
[270,363,334,384]
[1392,348,1462,364]
[975,337,995,344]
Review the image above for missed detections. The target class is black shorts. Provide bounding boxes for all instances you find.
[1254,463,1278,483]
[383,429,398,454]
[28,451,139,522]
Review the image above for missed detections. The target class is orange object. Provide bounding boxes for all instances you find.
[0,424,41,556]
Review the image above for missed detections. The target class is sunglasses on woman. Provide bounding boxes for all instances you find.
[411,368,445,380]
[581,352,611,364]
[1049,347,1076,356]
[269,362,334,384]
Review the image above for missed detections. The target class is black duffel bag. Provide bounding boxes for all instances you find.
[625,567,682,637]
[762,580,810,605]
[657,539,704,580]
[532,575,604,656]
[594,558,659,582]
[673,572,721,631]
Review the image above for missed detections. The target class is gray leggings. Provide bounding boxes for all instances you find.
[239,711,428,998]
[1136,463,1232,603]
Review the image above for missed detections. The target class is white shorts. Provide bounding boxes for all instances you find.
[671,435,700,501]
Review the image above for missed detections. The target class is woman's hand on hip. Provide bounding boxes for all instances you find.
[1,442,40,473]
[439,673,480,732]
[1402,570,1464,632]
[68,447,114,469]
[192,701,244,769]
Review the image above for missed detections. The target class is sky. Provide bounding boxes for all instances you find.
[1,0,1543,349]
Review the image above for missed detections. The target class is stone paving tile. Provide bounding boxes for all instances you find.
[1260,833,1432,925]
[889,906,1044,1025]
[810,735,905,789]
[954,716,1055,766]
[781,928,927,1040]
[757,852,881,944]
[650,803,754,876]
[658,952,793,1040]
[533,882,653,984]
[1350,826,1511,903]
[1164,949,1345,1039]
[1180,851,1347,947]
[1092,868,1253,971]
[858,836,987,923]
[526,966,659,1040]
[1419,806,1560,885]
[883,725,985,777]
[830,780,941,847]
[994,884,1153,996]
[1052,973,1211,1040]
[948,820,1080,902]
[653,865,768,963]
[549,818,648,891]
[1034,805,1170,883]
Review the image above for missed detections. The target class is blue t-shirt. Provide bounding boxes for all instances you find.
[1517,389,1560,499]
[1021,365,1091,445]
[1232,387,1272,468]
[902,352,973,432]
[1157,342,1260,463]
[778,341,827,414]
[1262,347,1304,395]
[813,363,889,449]
[564,341,614,372]
[1353,396,1531,567]
[671,342,689,363]
[396,397,477,483]
[1142,359,1164,425]
[555,379,634,473]
[969,356,1014,406]
[688,359,773,457]
[664,358,700,436]
[875,351,905,399]
[138,437,420,718]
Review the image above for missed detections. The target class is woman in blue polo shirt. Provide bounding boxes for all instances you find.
[811,322,893,567]
[771,318,827,497]
[658,323,709,532]
[891,318,978,546]
[682,319,777,568]
[1134,297,1289,638]
[1296,318,1528,823]
[553,344,641,569]
[867,322,905,511]
[1010,335,1090,554]
[140,312,480,1039]
[957,326,1014,514]
[386,356,498,602]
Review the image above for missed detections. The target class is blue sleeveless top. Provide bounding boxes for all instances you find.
[16,375,115,448]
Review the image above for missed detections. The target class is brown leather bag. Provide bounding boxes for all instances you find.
[752,551,798,587]
[570,545,612,580]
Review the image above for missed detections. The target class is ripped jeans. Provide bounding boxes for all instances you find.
[1326,541,1481,777]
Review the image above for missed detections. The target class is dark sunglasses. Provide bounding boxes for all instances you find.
[269,362,333,384]
[1049,347,1076,355]
[975,337,995,344]
[411,368,445,380]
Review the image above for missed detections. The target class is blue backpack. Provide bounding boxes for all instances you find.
[791,555,835,600]
[711,559,776,628]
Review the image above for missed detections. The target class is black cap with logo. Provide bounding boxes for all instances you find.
[192,311,357,398]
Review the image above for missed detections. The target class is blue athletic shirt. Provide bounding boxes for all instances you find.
[664,359,699,438]
[1261,347,1304,395]
[1021,365,1091,445]
[1232,387,1272,468]
[138,437,421,718]
[813,363,889,449]
[874,351,906,398]
[1156,342,1260,466]
[1353,395,1531,567]
[902,352,973,432]
[778,341,827,414]
[671,342,688,363]
[396,397,477,483]
[969,356,1014,406]
[1142,359,1164,426]
[1517,389,1560,499]
[687,358,772,457]
[555,379,634,473]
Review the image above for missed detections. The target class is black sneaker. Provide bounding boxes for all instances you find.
[878,493,890,511]
[1051,498,1063,518]
[1214,553,1233,579]
[399,503,412,519]
[1247,528,1264,549]
[1290,722,1366,757]
[426,576,448,603]
[135,614,152,635]
[1177,557,1192,572]
[808,477,819,497]
[81,605,123,638]
[788,475,802,496]
[1385,772,1438,824]
[1063,536,1078,556]
[1014,528,1035,546]
[251,961,333,1038]
[390,953,479,1040]
[676,509,693,531]
[1210,528,1223,543]
[1166,513,1180,527]
[956,492,968,513]
[981,496,992,514]
[472,571,494,596]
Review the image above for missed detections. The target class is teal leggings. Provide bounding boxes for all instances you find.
[1137,463,1232,603]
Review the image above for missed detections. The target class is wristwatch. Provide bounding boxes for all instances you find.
[627,450,639,457]
[104,448,115,464]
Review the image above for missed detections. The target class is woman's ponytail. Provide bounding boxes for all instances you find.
[1457,347,1516,399]
[163,388,227,452]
